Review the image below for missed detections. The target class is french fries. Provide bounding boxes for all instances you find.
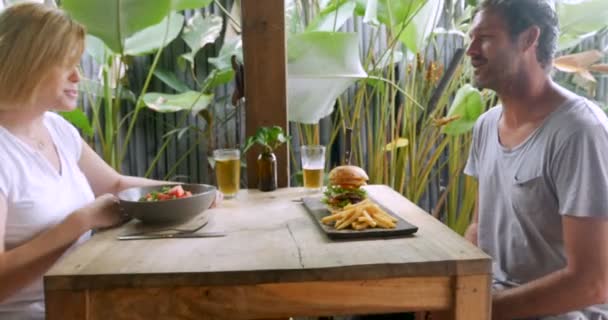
[321,199,397,230]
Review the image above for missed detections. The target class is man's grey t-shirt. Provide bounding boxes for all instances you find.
[465,97,608,320]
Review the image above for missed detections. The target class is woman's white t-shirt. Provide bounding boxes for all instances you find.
[0,112,94,319]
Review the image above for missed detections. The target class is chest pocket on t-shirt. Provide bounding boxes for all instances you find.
[510,166,558,219]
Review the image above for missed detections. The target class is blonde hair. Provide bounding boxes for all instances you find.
[0,2,85,109]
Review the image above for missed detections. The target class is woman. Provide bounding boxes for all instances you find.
[0,3,216,319]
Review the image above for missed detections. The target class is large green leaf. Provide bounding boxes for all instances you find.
[202,69,235,90]
[372,50,405,70]
[208,38,243,70]
[558,32,600,52]
[78,78,136,103]
[171,0,212,10]
[180,13,223,64]
[124,12,184,56]
[143,91,213,114]
[362,0,380,26]
[288,32,367,124]
[354,0,426,27]
[62,0,171,54]
[153,67,191,93]
[59,109,94,138]
[399,0,444,53]
[85,35,109,65]
[442,84,483,136]
[306,1,356,32]
[319,0,333,9]
[557,0,608,50]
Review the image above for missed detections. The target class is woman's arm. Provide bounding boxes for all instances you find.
[0,193,122,302]
[78,141,169,196]
[79,141,223,206]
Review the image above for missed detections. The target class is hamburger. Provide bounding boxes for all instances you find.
[322,165,369,210]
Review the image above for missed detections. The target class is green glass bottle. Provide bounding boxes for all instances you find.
[257,151,277,191]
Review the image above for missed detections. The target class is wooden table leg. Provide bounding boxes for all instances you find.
[45,290,88,320]
[452,274,491,320]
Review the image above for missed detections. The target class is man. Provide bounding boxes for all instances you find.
[464,0,608,319]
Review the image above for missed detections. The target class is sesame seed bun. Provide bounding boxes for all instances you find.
[328,165,369,188]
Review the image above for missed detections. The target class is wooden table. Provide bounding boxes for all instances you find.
[44,185,492,320]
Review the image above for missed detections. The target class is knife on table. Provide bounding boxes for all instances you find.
[117,232,227,241]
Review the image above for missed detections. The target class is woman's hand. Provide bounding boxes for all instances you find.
[77,194,124,230]
[210,191,224,208]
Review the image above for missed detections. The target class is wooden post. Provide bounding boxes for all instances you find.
[241,0,289,188]
[452,274,491,320]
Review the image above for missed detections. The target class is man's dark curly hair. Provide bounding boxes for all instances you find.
[480,0,559,70]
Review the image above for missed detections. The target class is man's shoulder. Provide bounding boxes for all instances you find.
[552,97,608,134]
[473,105,502,134]
[480,105,502,122]
[538,97,608,158]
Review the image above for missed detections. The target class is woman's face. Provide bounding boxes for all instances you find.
[34,62,80,111]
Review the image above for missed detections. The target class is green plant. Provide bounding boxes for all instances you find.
[555,0,608,51]
[243,126,290,154]
[281,0,608,235]
[551,0,608,104]
[61,0,240,175]
[280,0,485,235]
[553,49,608,99]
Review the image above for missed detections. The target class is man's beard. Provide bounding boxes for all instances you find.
[472,76,489,90]
[472,71,495,91]
[473,61,517,93]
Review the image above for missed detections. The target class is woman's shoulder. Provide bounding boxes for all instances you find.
[0,130,16,195]
[43,111,74,130]
[0,125,17,160]
[43,111,82,141]
[44,111,84,160]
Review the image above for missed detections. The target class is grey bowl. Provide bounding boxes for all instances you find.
[118,184,217,224]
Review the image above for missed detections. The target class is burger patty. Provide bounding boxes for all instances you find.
[322,185,367,208]
[333,193,365,202]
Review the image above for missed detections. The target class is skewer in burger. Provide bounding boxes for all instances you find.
[322,165,369,210]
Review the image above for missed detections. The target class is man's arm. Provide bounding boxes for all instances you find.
[492,215,608,320]
[464,191,479,246]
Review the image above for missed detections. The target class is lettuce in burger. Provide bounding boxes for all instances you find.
[322,165,369,210]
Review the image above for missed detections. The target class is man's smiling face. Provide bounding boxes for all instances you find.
[466,9,522,91]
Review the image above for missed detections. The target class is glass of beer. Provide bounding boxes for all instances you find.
[301,145,326,191]
[213,149,241,198]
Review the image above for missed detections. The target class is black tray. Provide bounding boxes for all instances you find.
[302,196,418,240]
